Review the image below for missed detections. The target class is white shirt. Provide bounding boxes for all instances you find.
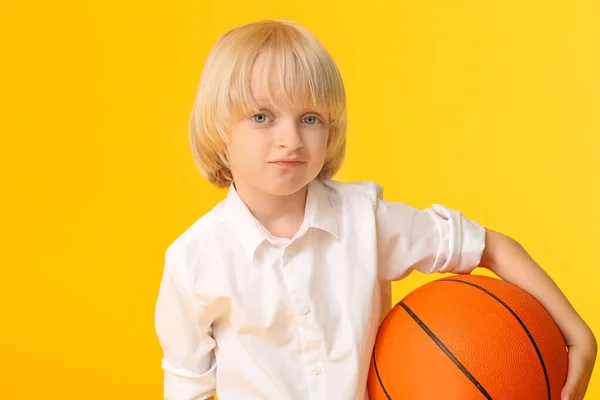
[154,179,486,400]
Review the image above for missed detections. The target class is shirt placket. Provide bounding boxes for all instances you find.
[279,243,325,399]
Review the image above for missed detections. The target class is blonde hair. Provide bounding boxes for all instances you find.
[189,20,347,188]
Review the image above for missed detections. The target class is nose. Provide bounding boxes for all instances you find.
[275,120,304,151]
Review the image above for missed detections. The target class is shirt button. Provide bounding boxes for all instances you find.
[300,305,310,315]
[312,365,322,375]
[286,247,295,256]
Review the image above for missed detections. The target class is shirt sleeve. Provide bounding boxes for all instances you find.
[372,183,486,281]
[154,248,221,400]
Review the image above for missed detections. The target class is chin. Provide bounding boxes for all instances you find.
[266,184,305,197]
[263,178,311,197]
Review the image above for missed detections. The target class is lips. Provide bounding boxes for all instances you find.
[270,160,305,167]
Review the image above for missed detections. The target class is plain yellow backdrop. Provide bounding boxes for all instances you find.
[1,0,598,398]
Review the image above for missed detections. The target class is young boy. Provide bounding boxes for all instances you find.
[155,20,596,400]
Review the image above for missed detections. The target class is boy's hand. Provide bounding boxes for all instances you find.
[479,229,597,400]
[561,336,597,400]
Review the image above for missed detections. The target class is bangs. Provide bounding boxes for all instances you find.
[226,22,345,119]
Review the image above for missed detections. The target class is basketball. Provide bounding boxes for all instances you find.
[367,274,568,399]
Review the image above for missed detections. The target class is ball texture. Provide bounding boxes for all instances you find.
[368,274,568,400]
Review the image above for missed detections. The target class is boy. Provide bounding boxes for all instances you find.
[155,20,596,399]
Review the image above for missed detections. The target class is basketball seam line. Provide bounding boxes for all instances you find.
[398,301,494,400]
[440,278,552,400]
[372,351,392,400]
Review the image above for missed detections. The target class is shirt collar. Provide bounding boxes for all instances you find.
[224,179,340,261]
[305,179,339,239]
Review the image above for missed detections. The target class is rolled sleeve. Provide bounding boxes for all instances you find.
[162,359,216,400]
[427,203,486,274]
[373,183,486,280]
[155,250,219,400]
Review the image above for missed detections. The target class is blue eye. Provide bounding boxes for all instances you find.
[251,113,270,124]
[302,116,320,125]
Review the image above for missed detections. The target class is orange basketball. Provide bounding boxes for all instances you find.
[368,274,568,400]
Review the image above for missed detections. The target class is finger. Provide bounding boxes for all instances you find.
[562,359,580,399]
[562,346,588,400]
[561,385,575,400]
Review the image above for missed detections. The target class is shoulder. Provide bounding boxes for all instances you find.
[319,180,384,227]
[321,179,384,203]
[164,199,230,280]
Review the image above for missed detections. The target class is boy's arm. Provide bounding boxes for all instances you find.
[155,250,221,400]
[480,229,597,400]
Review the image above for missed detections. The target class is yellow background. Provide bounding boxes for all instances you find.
[1,0,598,398]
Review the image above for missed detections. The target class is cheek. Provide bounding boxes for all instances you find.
[226,136,247,171]
[305,130,329,155]
[227,133,269,169]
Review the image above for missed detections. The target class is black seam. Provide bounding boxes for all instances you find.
[372,349,392,399]
[398,301,493,400]
[438,278,551,400]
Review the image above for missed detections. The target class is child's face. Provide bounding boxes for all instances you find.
[226,52,329,197]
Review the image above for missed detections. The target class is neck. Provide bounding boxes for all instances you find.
[233,181,308,239]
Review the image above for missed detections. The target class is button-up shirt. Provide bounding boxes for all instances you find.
[154,179,486,399]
